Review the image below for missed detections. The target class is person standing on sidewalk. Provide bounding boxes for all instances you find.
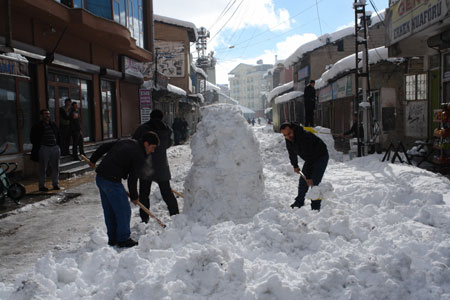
[59,98,72,156]
[304,80,316,127]
[280,122,329,211]
[30,109,61,191]
[89,132,159,248]
[132,109,180,222]
[70,101,85,161]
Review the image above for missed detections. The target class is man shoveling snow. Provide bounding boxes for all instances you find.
[280,122,329,211]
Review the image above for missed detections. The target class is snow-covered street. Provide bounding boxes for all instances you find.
[1,105,450,299]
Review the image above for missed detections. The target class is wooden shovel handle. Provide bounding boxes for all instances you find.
[172,189,184,198]
[80,154,96,169]
[135,201,167,228]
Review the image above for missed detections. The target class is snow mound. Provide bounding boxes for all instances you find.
[306,181,335,200]
[183,104,265,225]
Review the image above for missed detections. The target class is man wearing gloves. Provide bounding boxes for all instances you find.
[280,122,329,211]
[89,132,159,248]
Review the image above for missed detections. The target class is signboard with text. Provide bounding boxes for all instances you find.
[139,89,152,124]
[155,40,185,78]
[387,0,449,45]
[0,57,28,78]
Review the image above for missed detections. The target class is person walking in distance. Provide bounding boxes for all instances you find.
[70,101,85,160]
[30,109,61,191]
[88,132,160,248]
[304,80,316,127]
[59,98,72,156]
[280,122,329,211]
[132,109,180,222]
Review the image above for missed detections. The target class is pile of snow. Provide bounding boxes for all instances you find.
[183,104,264,225]
[1,119,450,299]
[167,84,187,96]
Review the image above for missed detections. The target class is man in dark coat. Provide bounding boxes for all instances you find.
[30,109,61,191]
[280,122,329,211]
[88,132,159,248]
[59,98,72,156]
[304,80,316,127]
[132,109,179,222]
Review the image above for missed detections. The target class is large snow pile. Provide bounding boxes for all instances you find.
[1,123,450,299]
[183,104,264,225]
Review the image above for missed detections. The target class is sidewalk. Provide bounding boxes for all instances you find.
[0,171,96,217]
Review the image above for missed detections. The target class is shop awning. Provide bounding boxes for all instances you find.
[274,91,303,105]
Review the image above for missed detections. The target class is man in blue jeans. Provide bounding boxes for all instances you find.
[89,132,159,248]
[280,122,329,211]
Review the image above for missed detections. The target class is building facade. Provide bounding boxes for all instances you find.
[0,0,155,175]
[229,61,272,117]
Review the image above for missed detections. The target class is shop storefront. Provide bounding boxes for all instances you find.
[47,70,94,142]
[0,54,33,155]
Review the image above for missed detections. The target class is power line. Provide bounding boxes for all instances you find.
[213,0,328,52]
[315,0,323,35]
[210,0,246,42]
[368,0,385,27]
[209,0,237,31]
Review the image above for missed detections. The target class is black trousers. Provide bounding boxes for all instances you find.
[139,179,179,221]
[305,108,314,127]
[60,125,71,155]
[72,131,85,157]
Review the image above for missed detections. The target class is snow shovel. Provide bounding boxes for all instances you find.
[80,154,166,228]
[171,189,184,198]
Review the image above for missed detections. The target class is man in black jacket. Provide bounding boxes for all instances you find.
[70,101,85,161]
[89,132,159,248]
[132,109,179,222]
[59,98,72,156]
[304,80,316,127]
[280,122,329,211]
[30,109,61,191]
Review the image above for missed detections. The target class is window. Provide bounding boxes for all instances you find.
[86,0,112,20]
[405,73,427,101]
[337,40,344,52]
[73,0,84,8]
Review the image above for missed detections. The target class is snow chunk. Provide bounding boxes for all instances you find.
[184,104,265,225]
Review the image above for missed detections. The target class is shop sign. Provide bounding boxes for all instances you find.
[387,0,449,45]
[318,85,332,103]
[123,56,154,80]
[297,66,310,81]
[332,75,353,99]
[155,40,185,78]
[156,71,169,89]
[0,57,28,78]
[139,89,152,124]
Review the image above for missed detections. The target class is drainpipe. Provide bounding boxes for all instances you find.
[1,0,13,53]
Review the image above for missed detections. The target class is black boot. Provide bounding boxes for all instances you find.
[311,200,321,211]
[118,238,138,248]
[290,200,304,209]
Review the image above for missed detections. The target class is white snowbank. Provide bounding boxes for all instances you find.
[184,104,264,225]
[167,83,187,96]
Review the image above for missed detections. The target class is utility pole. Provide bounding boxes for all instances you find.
[354,0,372,156]
[196,27,216,85]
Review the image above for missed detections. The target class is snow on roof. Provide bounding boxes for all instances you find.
[238,105,255,114]
[219,92,239,105]
[284,11,385,68]
[315,47,405,89]
[0,52,28,63]
[191,63,207,78]
[274,91,303,105]
[154,14,198,41]
[369,9,385,27]
[188,93,205,103]
[206,81,221,92]
[167,84,187,96]
[267,81,294,104]
[264,107,272,114]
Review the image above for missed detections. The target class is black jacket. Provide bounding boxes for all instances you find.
[285,124,328,177]
[132,119,173,182]
[90,139,147,200]
[30,121,60,162]
[344,121,364,139]
[304,84,316,110]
